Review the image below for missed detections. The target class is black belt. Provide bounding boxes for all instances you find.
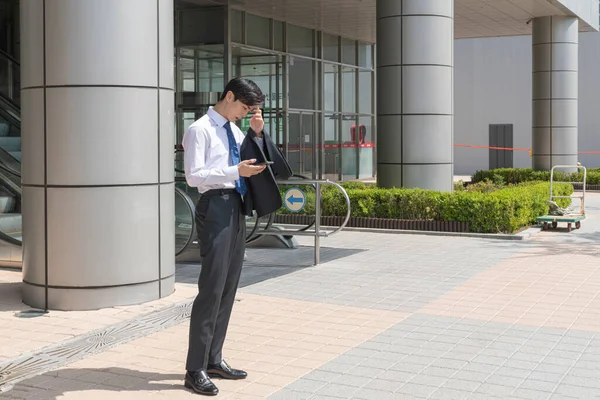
[201,188,238,196]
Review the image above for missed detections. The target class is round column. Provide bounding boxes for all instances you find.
[20,0,175,310]
[532,16,579,170]
[376,0,454,191]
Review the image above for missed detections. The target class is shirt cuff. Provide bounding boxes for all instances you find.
[226,165,239,180]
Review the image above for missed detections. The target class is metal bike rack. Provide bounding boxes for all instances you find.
[255,179,351,266]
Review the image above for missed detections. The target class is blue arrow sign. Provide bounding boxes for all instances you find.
[287,194,303,204]
[284,188,306,212]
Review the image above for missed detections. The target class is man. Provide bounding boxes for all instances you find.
[182,78,266,396]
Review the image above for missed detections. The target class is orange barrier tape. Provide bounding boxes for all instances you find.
[454,143,600,155]
[454,143,531,151]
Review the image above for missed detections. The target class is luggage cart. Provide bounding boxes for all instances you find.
[536,165,586,232]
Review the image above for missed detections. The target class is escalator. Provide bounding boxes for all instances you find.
[0,48,22,266]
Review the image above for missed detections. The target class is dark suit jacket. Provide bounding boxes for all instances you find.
[240,128,293,218]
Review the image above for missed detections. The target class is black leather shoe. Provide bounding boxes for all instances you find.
[184,370,219,396]
[207,360,247,380]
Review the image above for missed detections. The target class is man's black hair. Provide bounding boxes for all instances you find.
[219,77,265,106]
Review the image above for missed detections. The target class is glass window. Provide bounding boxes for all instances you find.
[246,13,270,49]
[288,24,314,57]
[341,116,358,179]
[358,70,372,114]
[358,42,373,69]
[323,33,339,62]
[289,57,315,109]
[342,38,356,66]
[341,67,356,113]
[274,20,284,51]
[231,10,243,43]
[324,63,339,112]
[323,114,339,179]
[359,116,375,178]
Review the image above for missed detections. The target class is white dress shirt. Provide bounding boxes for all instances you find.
[182,107,245,193]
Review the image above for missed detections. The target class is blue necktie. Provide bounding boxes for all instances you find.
[224,122,247,196]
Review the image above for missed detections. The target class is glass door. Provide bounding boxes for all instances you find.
[175,45,225,198]
[287,111,316,177]
[232,46,284,148]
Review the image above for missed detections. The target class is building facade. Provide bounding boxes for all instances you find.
[0,0,597,310]
[455,30,600,175]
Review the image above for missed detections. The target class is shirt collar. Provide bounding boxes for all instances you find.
[207,106,229,128]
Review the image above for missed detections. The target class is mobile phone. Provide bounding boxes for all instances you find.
[256,161,274,166]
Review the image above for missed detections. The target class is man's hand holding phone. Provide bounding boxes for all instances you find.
[238,159,266,177]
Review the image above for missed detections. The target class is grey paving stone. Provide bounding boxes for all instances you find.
[452,370,491,383]
[301,371,341,383]
[395,382,438,398]
[561,375,600,389]
[484,374,523,388]
[510,351,546,363]
[344,365,383,378]
[554,342,587,353]
[399,355,437,367]
[388,362,427,374]
[540,356,576,368]
[527,370,562,383]
[567,367,598,379]
[331,373,372,388]
[408,373,448,388]
[429,387,471,400]
[502,359,539,371]
[285,378,328,393]
[518,379,558,393]
[362,378,404,392]
[358,357,396,370]
[548,349,581,360]
[370,351,405,362]
[442,378,482,392]
[431,358,469,371]
[461,362,498,373]
[552,384,600,398]
[547,395,578,400]
[421,366,458,378]
[511,388,552,400]
[343,348,380,358]
[269,389,313,400]
[313,383,358,398]
[334,354,366,366]
[319,362,353,374]
[354,388,416,400]
[474,383,515,397]
[470,354,509,367]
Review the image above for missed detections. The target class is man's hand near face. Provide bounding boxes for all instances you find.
[249,108,265,136]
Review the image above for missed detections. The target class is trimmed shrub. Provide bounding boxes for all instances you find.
[278,182,572,234]
[472,167,600,185]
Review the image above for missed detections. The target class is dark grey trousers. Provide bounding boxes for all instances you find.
[186,190,246,372]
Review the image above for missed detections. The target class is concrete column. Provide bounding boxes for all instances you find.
[376,0,454,191]
[532,16,578,170]
[20,0,175,310]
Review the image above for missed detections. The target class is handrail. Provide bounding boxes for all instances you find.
[0,49,20,66]
[254,179,351,265]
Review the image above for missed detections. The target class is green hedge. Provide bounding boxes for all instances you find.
[472,167,600,185]
[278,182,573,234]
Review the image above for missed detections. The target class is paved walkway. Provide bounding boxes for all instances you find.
[0,194,599,399]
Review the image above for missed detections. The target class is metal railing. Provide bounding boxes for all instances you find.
[254,179,351,265]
